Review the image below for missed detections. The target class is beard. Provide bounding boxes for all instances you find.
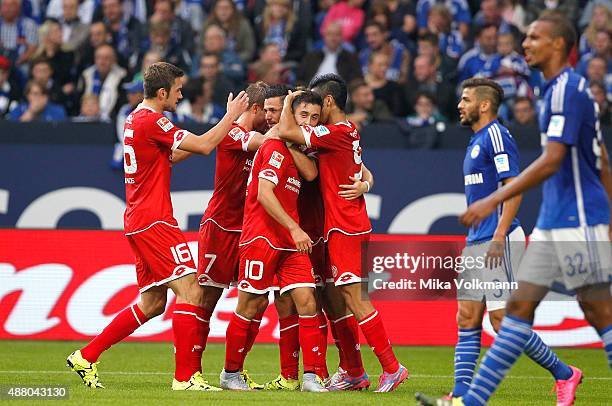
[460,109,479,126]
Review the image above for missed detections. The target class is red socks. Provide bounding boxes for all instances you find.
[224,312,251,372]
[173,303,208,381]
[239,311,264,370]
[315,313,329,379]
[359,311,399,374]
[278,314,300,380]
[333,314,364,377]
[329,316,348,371]
[81,304,147,363]
[298,315,321,373]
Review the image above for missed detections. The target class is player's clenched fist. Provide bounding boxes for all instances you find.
[226,91,249,120]
[290,227,312,254]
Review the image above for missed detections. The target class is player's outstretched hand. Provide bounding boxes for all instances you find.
[226,91,249,121]
[338,176,368,200]
[291,227,312,254]
[459,196,497,227]
[283,89,304,110]
[485,239,504,269]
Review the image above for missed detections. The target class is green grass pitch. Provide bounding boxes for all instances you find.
[0,340,610,405]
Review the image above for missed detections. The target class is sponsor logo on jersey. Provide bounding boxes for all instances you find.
[269,151,284,169]
[174,130,188,143]
[125,177,135,184]
[156,117,174,132]
[350,129,358,138]
[260,168,279,184]
[287,176,301,188]
[464,173,484,186]
[229,126,245,141]
[125,114,133,125]
[494,153,510,173]
[313,125,330,137]
[470,144,480,158]
[547,115,565,137]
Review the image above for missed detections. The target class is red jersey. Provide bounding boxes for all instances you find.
[301,121,371,238]
[201,124,256,231]
[297,148,325,242]
[123,104,191,234]
[240,139,302,250]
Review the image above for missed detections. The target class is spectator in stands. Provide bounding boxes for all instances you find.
[297,21,362,85]
[175,0,205,33]
[500,0,527,33]
[149,0,194,55]
[579,0,612,32]
[403,91,445,148]
[320,0,366,44]
[76,21,112,74]
[473,0,519,36]
[110,80,143,168]
[313,0,336,45]
[54,0,89,52]
[346,78,393,130]
[197,23,246,86]
[417,30,456,80]
[46,0,97,25]
[72,92,105,121]
[204,0,256,63]
[29,57,77,113]
[8,79,67,121]
[586,56,612,96]
[142,21,190,73]
[579,4,611,56]
[192,52,236,107]
[77,44,127,119]
[32,20,76,88]
[457,23,499,84]
[407,53,456,120]
[525,0,580,26]
[253,0,306,63]
[416,0,471,39]
[365,51,406,116]
[577,30,611,76]
[427,4,464,60]
[0,55,19,117]
[97,0,145,71]
[248,42,293,84]
[177,77,225,125]
[590,81,612,127]
[359,21,410,84]
[0,0,38,70]
[510,96,536,126]
[131,49,161,83]
[368,0,417,40]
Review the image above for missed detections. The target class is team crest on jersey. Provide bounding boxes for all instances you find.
[229,126,245,141]
[269,151,284,168]
[156,116,174,132]
[471,144,480,158]
[313,125,330,137]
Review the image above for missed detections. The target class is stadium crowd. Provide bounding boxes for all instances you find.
[0,0,610,135]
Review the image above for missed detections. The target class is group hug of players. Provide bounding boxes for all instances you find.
[65,14,612,405]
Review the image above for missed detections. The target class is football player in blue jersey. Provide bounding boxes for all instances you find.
[417,14,612,406]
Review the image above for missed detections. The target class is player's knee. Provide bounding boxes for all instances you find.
[293,291,317,315]
[456,308,481,329]
[141,300,166,318]
[579,300,611,330]
[200,286,223,312]
[489,312,504,333]
[257,295,270,313]
[505,300,534,321]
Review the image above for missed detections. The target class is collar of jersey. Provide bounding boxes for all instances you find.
[471,118,500,140]
[542,67,573,93]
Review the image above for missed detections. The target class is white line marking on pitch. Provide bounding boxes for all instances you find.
[1,371,611,380]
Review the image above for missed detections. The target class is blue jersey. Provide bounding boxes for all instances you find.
[536,68,610,229]
[464,120,521,243]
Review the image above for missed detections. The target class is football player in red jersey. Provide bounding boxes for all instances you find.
[66,62,249,391]
[278,74,408,392]
[196,81,269,388]
[221,92,328,392]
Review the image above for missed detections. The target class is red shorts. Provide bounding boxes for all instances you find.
[326,232,370,286]
[197,220,240,288]
[126,222,197,293]
[238,239,316,295]
[310,239,325,287]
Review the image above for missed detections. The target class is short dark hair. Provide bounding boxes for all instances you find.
[513,96,533,107]
[364,20,387,34]
[292,90,323,112]
[476,22,498,38]
[309,73,348,111]
[536,14,576,57]
[25,80,48,96]
[461,78,504,114]
[418,31,439,46]
[265,84,290,100]
[414,90,436,105]
[144,62,184,99]
[245,81,269,108]
[348,78,368,95]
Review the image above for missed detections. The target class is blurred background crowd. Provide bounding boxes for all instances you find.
[0,0,610,142]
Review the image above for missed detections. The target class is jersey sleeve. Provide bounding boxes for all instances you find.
[485,124,520,181]
[148,114,191,151]
[546,81,586,146]
[301,124,344,151]
[222,127,257,152]
[258,144,288,186]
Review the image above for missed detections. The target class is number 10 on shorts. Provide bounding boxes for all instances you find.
[245,260,264,280]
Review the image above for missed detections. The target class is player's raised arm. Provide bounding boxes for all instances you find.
[338,164,374,200]
[177,91,249,155]
[287,146,318,181]
[278,91,307,145]
[257,178,312,253]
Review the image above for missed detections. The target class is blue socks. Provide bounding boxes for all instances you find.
[524,330,573,380]
[452,328,482,397]
[598,325,612,369]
